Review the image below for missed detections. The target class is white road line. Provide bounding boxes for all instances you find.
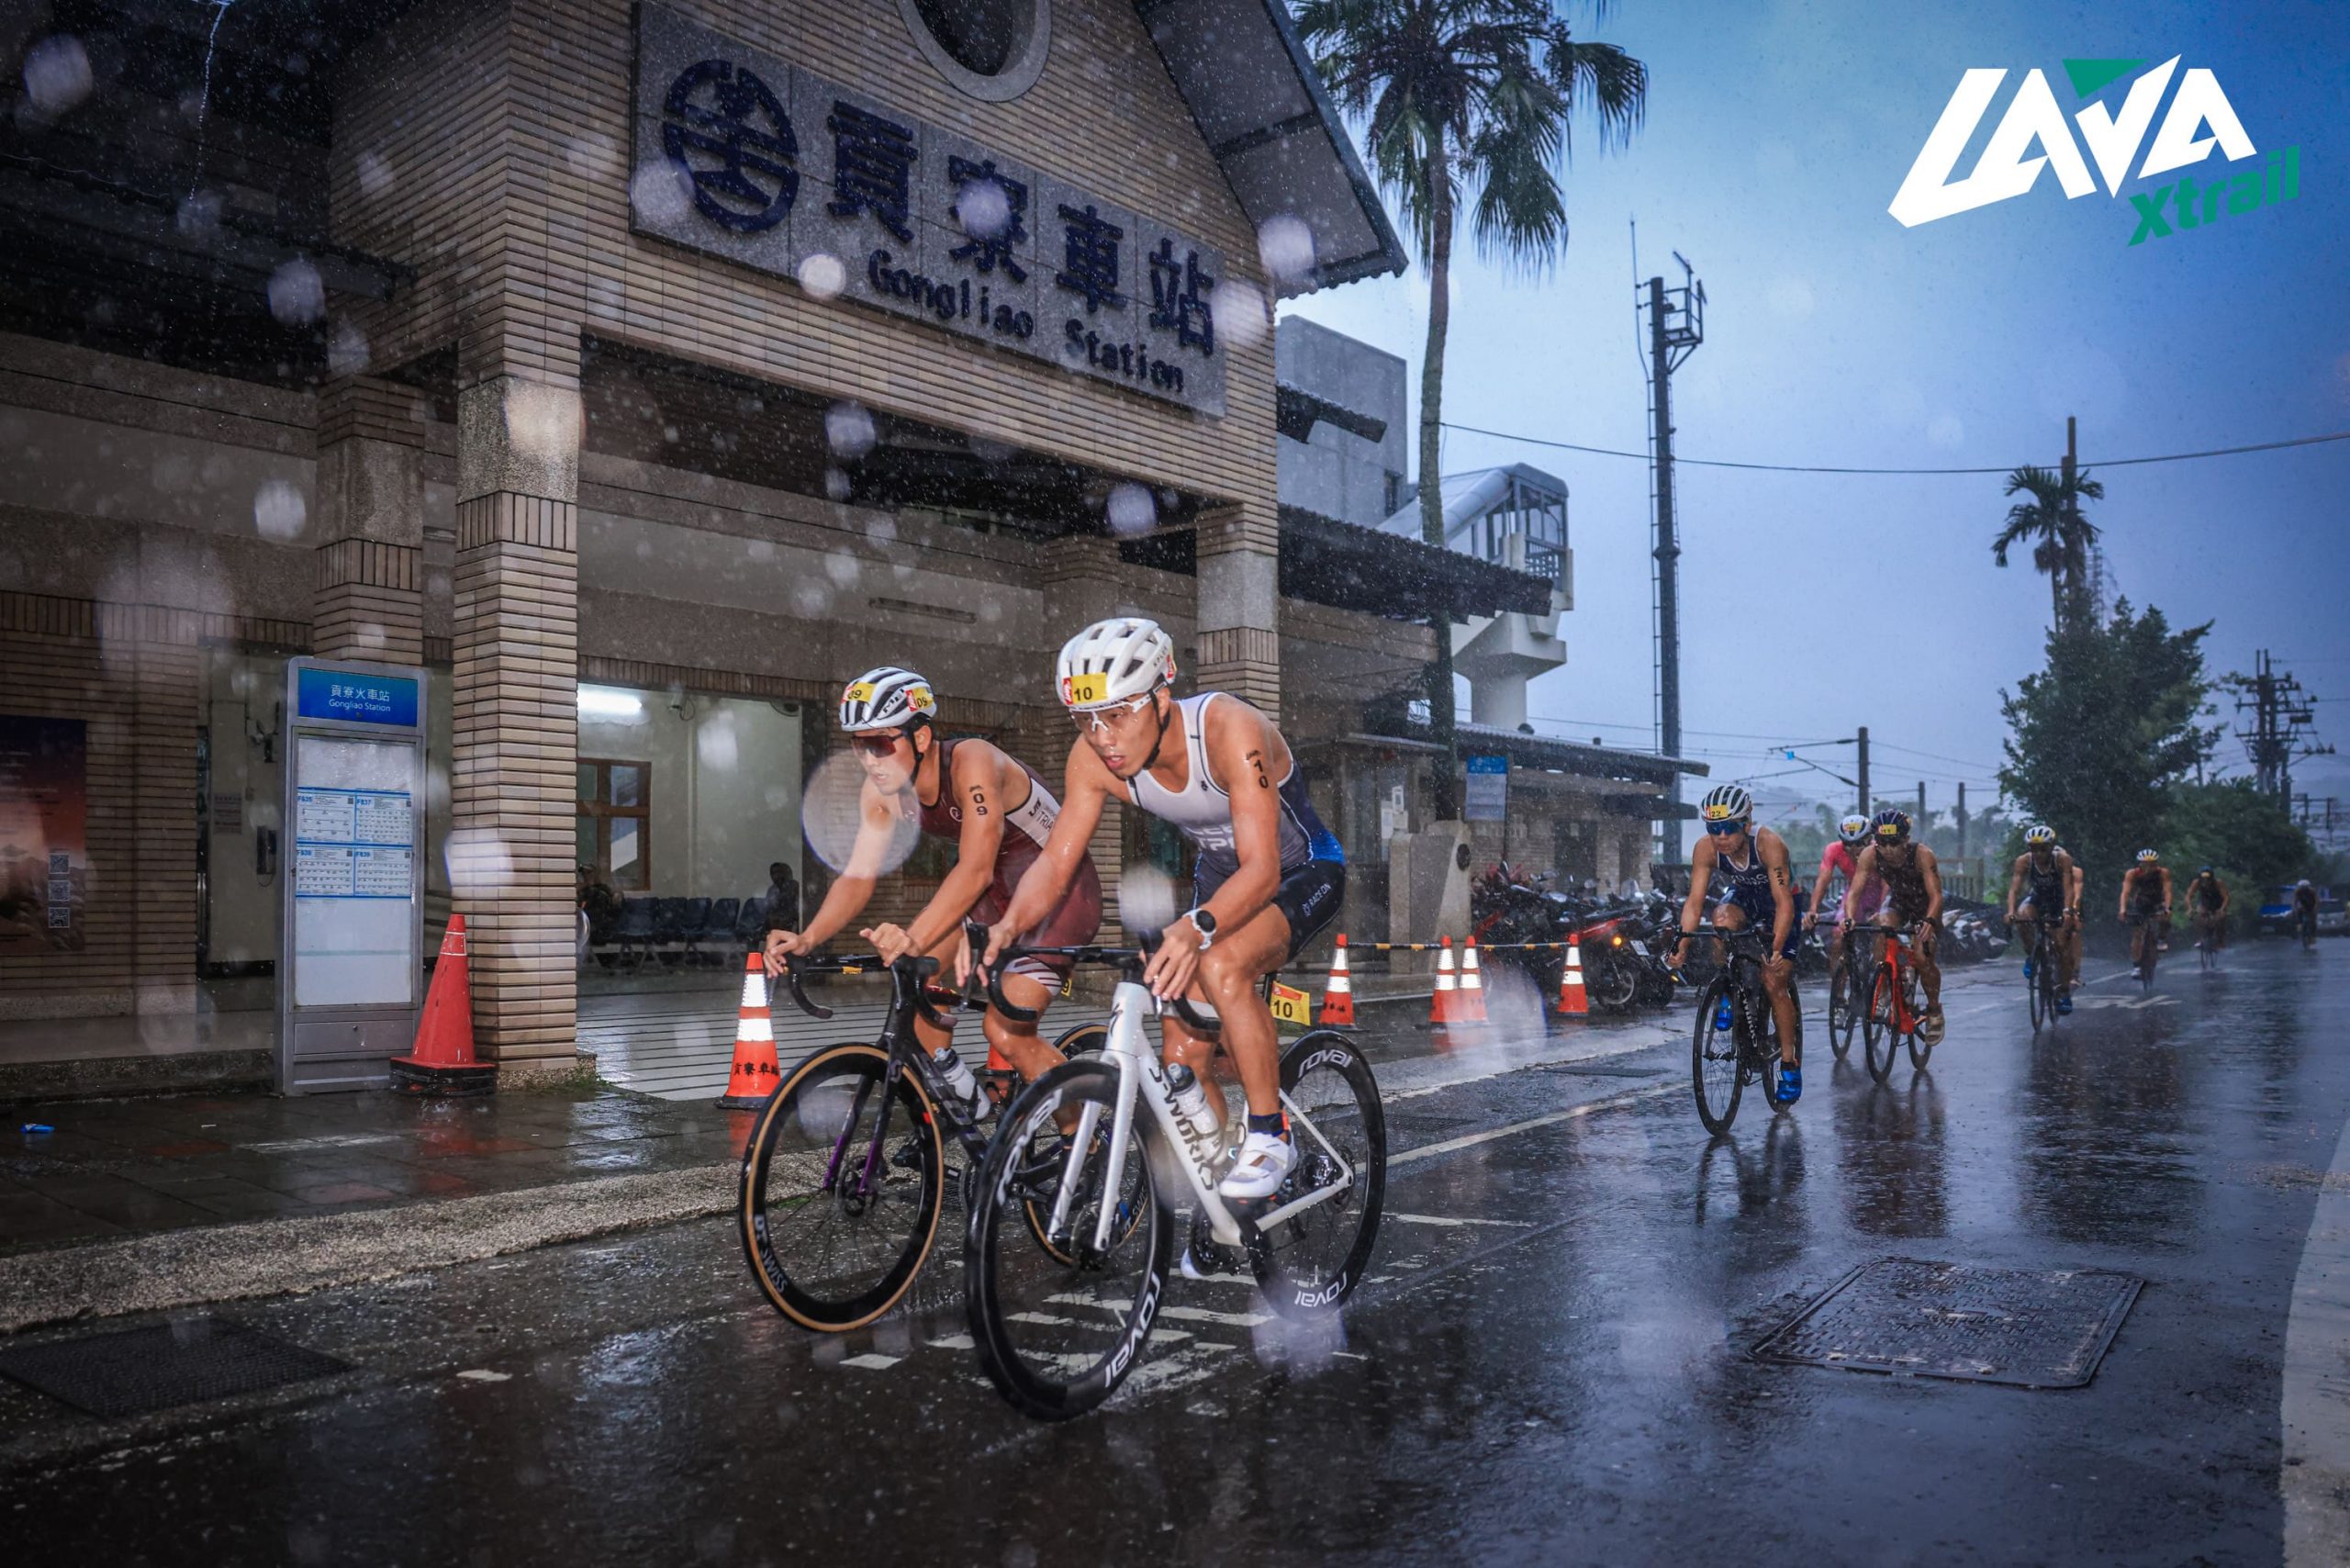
[839,1353,901,1371]
[2285,1093,2350,1567]
[1387,1213,1536,1229]
[1159,1305,1270,1328]
[1388,1082,1680,1169]
[926,1334,975,1351]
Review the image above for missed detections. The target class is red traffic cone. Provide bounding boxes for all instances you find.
[1319,935,1356,1027]
[1459,937,1490,1025]
[718,953,784,1109]
[1557,939,1590,1018]
[391,914,498,1095]
[1428,937,1460,1027]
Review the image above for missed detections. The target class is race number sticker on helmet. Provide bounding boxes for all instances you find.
[1062,672,1111,706]
[2025,823,2056,846]
[1699,783,1752,823]
[1873,809,1912,842]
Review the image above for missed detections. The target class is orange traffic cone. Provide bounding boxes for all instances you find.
[1459,937,1489,1025]
[719,953,784,1109]
[390,914,498,1095]
[1556,939,1589,1019]
[1319,935,1356,1027]
[1428,937,1460,1027]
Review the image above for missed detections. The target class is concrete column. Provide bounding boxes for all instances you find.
[312,376,428,666]
[449,375,582,1077]
[1040,532,1129,935]
[1193,503,1280,713]
[133,613,201,1021]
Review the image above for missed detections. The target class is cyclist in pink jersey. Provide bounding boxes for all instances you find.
[1803,814,1880,991]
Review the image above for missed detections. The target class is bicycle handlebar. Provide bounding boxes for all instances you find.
[780,952,954,1028]
[966,921,1222,1034]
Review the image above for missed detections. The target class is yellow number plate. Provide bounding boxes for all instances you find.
[1062,672,1110,705]
[1270,981,1313,1028]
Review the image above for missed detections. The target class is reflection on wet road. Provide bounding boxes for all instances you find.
[6,945,2346,1564]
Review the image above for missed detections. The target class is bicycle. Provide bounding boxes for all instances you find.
[1822,918,1863,1060]
[2124,907,2166,993]
[2193,910,2224,972]
[1858,923,1932,1082]
[1684,924,1803,1136]
[966,939,1386,1421]
[736,948,1109,1332]
[2020,916,2061,1032]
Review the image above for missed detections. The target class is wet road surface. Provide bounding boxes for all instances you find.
[6,943,2347,1565]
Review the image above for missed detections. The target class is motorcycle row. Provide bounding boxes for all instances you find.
[1467,861,2012,1015]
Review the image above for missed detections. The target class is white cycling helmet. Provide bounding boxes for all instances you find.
[1837,813,1871,846]
[1698,783,1752,824]
[1057,617,1175,710]
[2025,823,2056,847]
[2136,847,2160,864]
[837,666,937,733]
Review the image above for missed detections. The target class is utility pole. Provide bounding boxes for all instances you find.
[1644,255,1704,857]
[1855,725,1871,818]
[2061,415,2080,628]
[1956,781,1968,861]
[1916,781,1927,832]
[2232,650,2332,801]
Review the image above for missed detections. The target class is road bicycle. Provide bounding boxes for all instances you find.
[2193,910,2224,972]
[2124,907,2167,993]
[1822,918,1863,1060]
[2021,916,2063,1031]
[736,949,1108,1332]
[965,939,1386,1420]
[1685,924,1802,1136]
[1859,922,1934,1081]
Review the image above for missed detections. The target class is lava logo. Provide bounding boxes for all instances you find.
[1889,58,2301,245]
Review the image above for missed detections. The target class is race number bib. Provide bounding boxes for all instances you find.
[1270,981,1313,1028]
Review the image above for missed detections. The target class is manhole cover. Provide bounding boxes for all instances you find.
[1753,1259,2143,1388]
[0,1316,352,1418]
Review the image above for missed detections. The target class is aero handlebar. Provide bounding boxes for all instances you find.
[962,920,1221,1034]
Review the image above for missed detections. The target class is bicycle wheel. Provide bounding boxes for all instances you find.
[1691,980,1742,1134]
[2138,927,2158,992]
[1252,1030,1386,1318]
[2027,946,2048,1031]
[1827,959,1857,1059]
[1908,1008,1935,1070]
[1863,965,1899,1083]
[1760,985,1804,1114]
[968,1058,1170,1421]
[739,1043,944,1333]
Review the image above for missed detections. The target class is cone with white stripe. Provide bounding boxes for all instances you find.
[1459,936,1490,1025]
[1428,937,1460,1026]
[1556,938,1589,1018]
[718,952,783,1109]
[1319,935,1356,1027]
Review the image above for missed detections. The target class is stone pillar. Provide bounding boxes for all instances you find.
[133,612,201,1024]
[1040,532,1130,935]
[312,376,428,666]
[1193,503,1280,713]
[449,375,582,1077]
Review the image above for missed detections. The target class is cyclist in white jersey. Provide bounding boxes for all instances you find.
[979,617,1344,1202]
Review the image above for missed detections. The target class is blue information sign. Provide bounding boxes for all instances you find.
[297,667,420,728]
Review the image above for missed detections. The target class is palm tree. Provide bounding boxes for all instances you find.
[1992,464,2104,631]
[1298,0,1645,818]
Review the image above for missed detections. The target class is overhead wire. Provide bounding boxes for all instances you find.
[1438,421,2350,476]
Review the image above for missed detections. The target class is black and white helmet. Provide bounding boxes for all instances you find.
[1872,809,1913,845]
[1057,617,1176,710]
[1698,783,1752,825]
[1837,812,1871,846]
[837,666,936,734]
[2024,823,2057,847]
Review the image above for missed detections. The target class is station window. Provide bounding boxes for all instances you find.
[901,0,1050,101]
[577,760,653,890]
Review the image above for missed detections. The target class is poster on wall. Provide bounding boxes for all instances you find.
[0,715,88,953]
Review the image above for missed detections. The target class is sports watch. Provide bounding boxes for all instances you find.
[1185,909,1217,949]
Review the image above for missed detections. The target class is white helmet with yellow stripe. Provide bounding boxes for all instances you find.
[837,666,936,733]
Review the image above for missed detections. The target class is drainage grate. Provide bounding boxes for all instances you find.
[1753,1259,2143,1389]
[0,1316,352,1418]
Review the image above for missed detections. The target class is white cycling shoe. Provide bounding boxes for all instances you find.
[1216,1130,1294,1201]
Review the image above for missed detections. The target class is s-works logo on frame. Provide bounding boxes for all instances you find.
[1889,57,2302,244]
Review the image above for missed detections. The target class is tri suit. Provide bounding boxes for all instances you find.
[2018,850,2070,921]
[1125,692,1345,961]
[1818,841,1883,924]
[908,735,1102,984]
[1714,840,1799,960]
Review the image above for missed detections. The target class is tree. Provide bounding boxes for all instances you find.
[1299,0,1645,817]
[1991,464,2105,631]
[2164,779,2314,930]
[1998,600,2219,901]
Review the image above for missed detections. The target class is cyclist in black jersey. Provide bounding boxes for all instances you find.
[2184,866,2229,955]
[1672,783,1803,1104]
[2003,823,2081,1013]
[1848,809,1947,1044]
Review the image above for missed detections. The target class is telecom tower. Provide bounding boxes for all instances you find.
[1643,255,1704,857]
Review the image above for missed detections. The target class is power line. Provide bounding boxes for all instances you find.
[1439,421,2350,476]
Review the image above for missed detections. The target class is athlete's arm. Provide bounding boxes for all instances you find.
[765,782,892,972]
[1761,829,1798,956]
[1805,846,1840,927]
[2116,868,2133,920]
[981,738,1111,969]
[1143,696,1287,1000]
[873,741,1011,966]
[2065,854,2084,917]
[2004,854,2029,922]
[1671,837,1718,967]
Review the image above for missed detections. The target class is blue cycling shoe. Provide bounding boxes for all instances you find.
[2056,993,2074,1016]
[1776,1063,1802,1103]
[2022,954,2036,980]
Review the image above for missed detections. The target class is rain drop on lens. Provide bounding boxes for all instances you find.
[22,35,94,117]
[825,402,876,459]
[267,260,326,326]
[956,178,1012,240]
[1106,482,1156,537]
[252,480,307,541]
[630,159,691,225]
[1256,213,1316,287]
[797,252,847,301]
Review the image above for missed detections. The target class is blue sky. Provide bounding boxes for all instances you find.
[1286,0,2350,823]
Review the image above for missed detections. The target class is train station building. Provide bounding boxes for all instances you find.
[0,0,1580,1093]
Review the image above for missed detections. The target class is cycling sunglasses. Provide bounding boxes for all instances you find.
[1703,818,1749,835]
[848,731,906,756]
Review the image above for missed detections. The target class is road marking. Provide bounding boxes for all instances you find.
[1159,1305,1270,1328]
[926,1333,975,1351]
[1388,1082,1680,1170]
[839,1353,901,1371]
[455,1369,511,1383]
[1387,1213,1536,1229]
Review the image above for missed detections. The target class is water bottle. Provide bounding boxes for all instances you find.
[932,1046,981,1114]
[1165,1062,1216,1132]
